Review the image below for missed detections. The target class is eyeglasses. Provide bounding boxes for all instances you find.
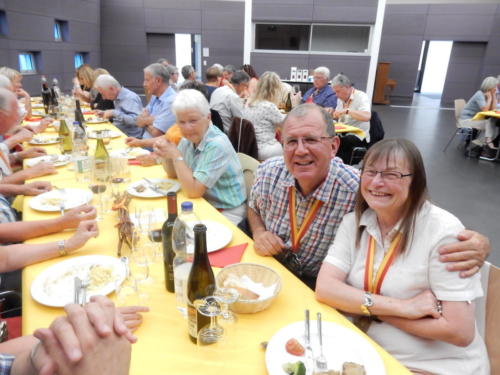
[362,169,413,181]
[283,136,332,150]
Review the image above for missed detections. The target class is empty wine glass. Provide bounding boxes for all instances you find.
[130,228,154,286]
[214,288,239,346]
[147,209,165,262]
[196,296,224,347]
[89,160,110,220]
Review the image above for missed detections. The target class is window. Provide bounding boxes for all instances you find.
[18,52,37,73]
[74,52,88,69]
[254,23,372,54]
[54,20,68,41]
[0,10,7,36]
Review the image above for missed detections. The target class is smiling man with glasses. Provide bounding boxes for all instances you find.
[247,103,491,289]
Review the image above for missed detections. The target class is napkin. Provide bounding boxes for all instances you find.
[25,117,43,122]
[128,159,141,165]
[83,111,94,115]
[208,243,248,268]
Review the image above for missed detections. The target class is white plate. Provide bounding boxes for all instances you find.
[32,103,44,109]
[29,188,93,212]
[186,220,233,254]
[126,178,180,198]
[29,136,60,145]
[88,130,121,139]
[32,110,46,116]
[25,154,72,167]
[266,321,385,375]
[85,117,107,124]
[110,148,150,160]
[31,255,127,307]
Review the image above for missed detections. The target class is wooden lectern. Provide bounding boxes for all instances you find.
[373,62,397,105]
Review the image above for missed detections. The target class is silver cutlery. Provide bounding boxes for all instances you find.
[58,188,66,216]
[74,277,82,304]
[315,312,328,371]
[304,309,314,374]
[143,178,169,196]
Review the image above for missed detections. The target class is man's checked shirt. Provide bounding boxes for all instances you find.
[249,157,359,277]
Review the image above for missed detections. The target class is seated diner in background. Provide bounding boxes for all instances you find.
[0,67,32,120]
[316,138,489,375]
[153,89,246,226]
[248,104,491,289]
[328,73,371,164]
[72,64,94,104]
[136,63,177,140]
[90,68,115,111]
[300,66,337,108]
[242,71,284,160]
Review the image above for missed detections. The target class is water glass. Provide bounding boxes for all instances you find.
[196,296,223,347]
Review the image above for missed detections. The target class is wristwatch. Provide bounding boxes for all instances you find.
[57,240,67,257]
[360,292,374,316]
[174,156,184,163]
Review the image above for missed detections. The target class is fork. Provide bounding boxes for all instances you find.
[58,188,66,216]
[304,309,314,374]
[315,312,328,371]
[74,277,82,304]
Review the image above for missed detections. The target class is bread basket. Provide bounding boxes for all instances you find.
[216,263,281,314]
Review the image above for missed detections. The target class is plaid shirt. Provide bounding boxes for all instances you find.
[249,157,359,277]
[0,354,14,375]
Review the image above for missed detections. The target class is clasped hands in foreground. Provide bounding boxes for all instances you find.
[13,296,139,375]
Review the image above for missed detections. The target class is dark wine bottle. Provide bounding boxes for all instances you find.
[186,224,215,344]
[285,92,292,112]
[162,192,177,293]
[75,99,86,127]
[41,76,51,115]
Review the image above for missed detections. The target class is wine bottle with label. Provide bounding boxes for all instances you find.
[162,192,177,293]
[186,224,215,344]
[58,119,73,154]
[93,132,109,182]
[75,99,86,127]
[285,92,292,112]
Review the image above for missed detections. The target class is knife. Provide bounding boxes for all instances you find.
[143,178,169,196]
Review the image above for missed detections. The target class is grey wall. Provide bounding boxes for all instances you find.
[251,0,378,92]
[379,3,500,103]
[100,0,245,92]
[0,0,101,93]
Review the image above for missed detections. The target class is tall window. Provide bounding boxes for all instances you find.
[18,52,37,73]
[74,52,88,69]
[0,10,7,36]
[54,20,68,41]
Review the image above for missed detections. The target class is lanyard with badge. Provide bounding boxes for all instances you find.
[354,233,402,332]
[274,186,323,277]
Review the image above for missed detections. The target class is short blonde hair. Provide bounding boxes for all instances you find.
[76,64,95,90]
[247,71,281,106]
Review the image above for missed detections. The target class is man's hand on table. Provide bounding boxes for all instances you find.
[439,229,490,278]
[153,137,180,160]
[31,296,135,375]
[25,162,57,179]
[136,109,154,128]
[64,220,99,252]
[25,118,53,134]
[117,306,150,331]
[21,181,52,196]
[96,110,114,120]
[59,205,97,230]
[136,154,157,167]
[253,230,286,256]
[17,147,47,160]
[124,137,143,148]
[9,127,34,144]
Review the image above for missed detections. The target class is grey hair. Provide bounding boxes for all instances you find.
[480,76,498,92]
[0,67,21,82]
[181,65,195,79]
[331,73,351,88]
[0,75,12,90]
[212,64,224,73]
[94,74,121,89]
[314,66,330,79]
[144,63,170,83]
[223,64,236,74]
[171,89,210,117]
[165,64,179,76]
[283,103,336,137]
[230,70,250,85]
[0,88,16,112]
[156,58,169,65]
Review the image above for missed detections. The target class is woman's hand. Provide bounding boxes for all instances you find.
[400,290,441,319]
[65,220,99,252]
[21,181,52,196]
[153,138,180,160]
[116,306,149,332]
[18,147,47,160]
[25,162,57,179]
[124,137,142,148]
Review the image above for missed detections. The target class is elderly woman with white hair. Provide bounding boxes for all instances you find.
[0,67,32,120]
[153,89,246,225]
[300,66,337,108]
[459,76,499,161]
[94,74,143,138]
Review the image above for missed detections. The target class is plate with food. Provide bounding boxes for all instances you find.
[29,188,93,212]
[29,135,60,145]
[25,154,72,167]
[266,321,385,375]
[110,148,150,160]
[127,178,180,198]
[85,117,107,124]
[88,130,121,139]
[31,255,127,307]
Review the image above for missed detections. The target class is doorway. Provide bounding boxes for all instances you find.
[175,33,202,85]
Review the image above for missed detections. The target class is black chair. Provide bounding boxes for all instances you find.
[210,109,224,132]
[348,111,385,165]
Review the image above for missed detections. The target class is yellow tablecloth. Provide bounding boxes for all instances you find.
[21,124,410,375]
[472,110,500,121]
[334,123,366,139]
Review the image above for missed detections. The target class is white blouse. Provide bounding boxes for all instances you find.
[243,100,284,148]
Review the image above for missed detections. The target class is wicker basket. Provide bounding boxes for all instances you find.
[216,263,281,314]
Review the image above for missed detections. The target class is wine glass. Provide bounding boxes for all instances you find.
[147,209,165,262]
[196,296,224,347]
[130,227,154,286]
[89,161,109,220]
[214,288,239,346]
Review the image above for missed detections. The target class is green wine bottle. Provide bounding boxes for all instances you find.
[285,92,293,112]
[93,133,109,182]
[186,224,215,344]
[58,119,73,154]
[162,192,177,293]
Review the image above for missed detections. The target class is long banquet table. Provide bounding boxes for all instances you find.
[20,119,411,374]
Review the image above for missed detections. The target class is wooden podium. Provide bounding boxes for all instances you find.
[373,62,397,104]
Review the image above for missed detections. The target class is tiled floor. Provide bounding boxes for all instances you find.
[374,93,500,266]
